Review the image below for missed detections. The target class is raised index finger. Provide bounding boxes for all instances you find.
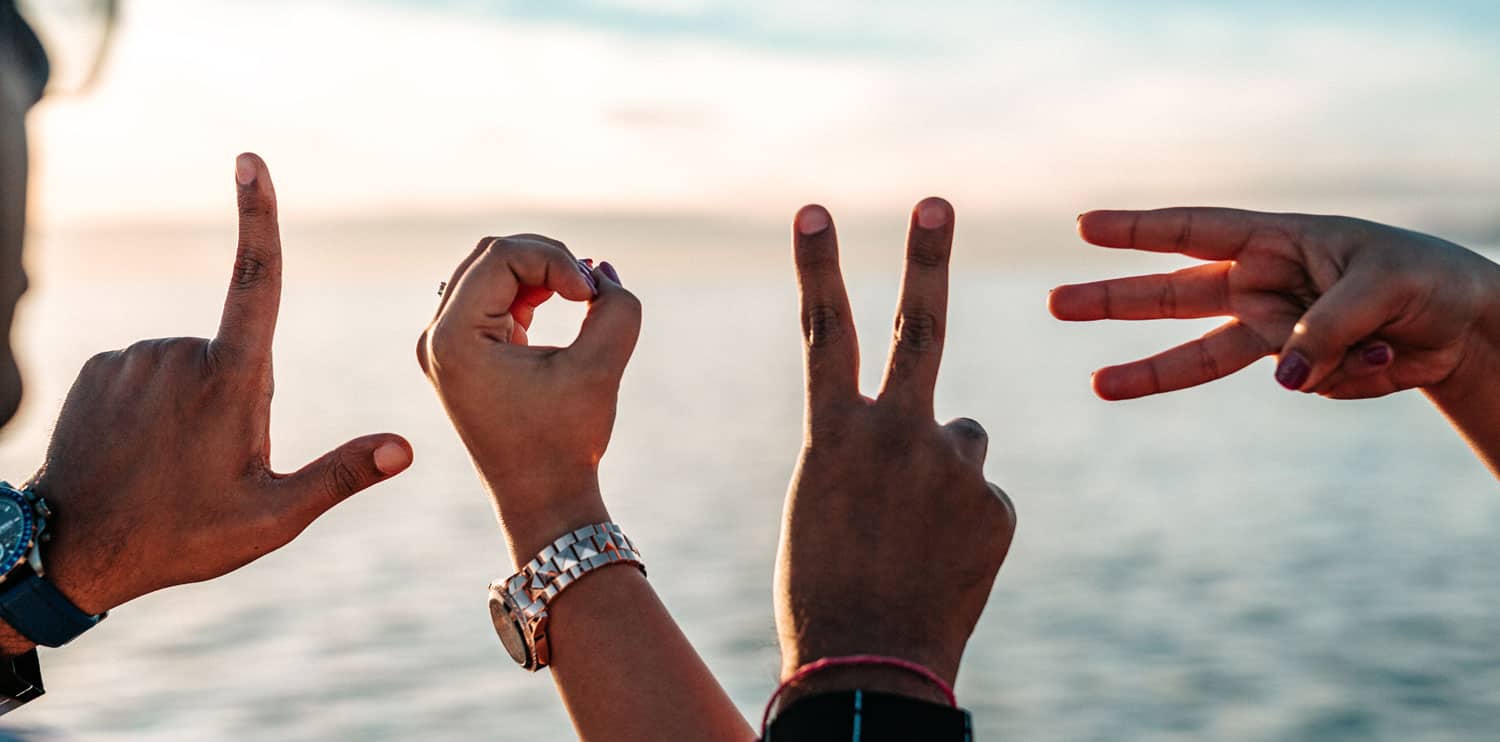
[214,153,282,367]
[793,205,859,413]
[1078,207,1302,261]
[878,197,953,414]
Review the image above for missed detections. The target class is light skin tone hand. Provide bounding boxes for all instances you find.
[0,154,415,656]
[775,198,1017,706]
[1050,208,1500,477]
[418,240,753,741]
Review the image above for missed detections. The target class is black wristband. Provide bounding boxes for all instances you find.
[0,649,43,715]
[765,690,973,741]
[0,571,105,648]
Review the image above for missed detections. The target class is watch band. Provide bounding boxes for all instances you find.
[765,690,974,742]
[0,570,105,648]
[0,649,43,715]
[489,522,645,671]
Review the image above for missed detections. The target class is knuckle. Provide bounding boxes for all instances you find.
[327,457,365,501]
[907,235,950,269]
[893,311,941,353]
[230,248,275,289]
[794,240,839,272]
[947,416,988,441]
[802,304,847,348]
[1194,340,1222,383]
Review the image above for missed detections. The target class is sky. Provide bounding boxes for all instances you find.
[22,0,1500,236]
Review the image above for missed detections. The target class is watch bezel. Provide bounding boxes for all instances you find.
[488,584,532,668]
[0,484,36,580]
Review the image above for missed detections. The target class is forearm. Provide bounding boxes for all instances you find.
[1426,342,1500,480]
[547,566,753,742]
[493,480,752,742]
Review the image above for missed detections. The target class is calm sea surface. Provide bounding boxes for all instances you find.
[1,217,1496,741]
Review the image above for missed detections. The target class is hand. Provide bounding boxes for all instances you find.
[14,154,413,631]
[774,198,1017,703]
[417,238,640,562]
[1049,208,1500,401]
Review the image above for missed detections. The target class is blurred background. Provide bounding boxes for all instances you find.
[2,0,1499,740]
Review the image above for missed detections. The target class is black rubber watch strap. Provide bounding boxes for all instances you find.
[0,649,43,714]
[0,573,104,648]
[765,690,974,741]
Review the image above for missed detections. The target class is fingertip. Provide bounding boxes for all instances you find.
[914,197,953,230]
[598,261,622,287]
[1047,285,1076,320]
[1090,368,1130,401]
[1075,210,1114,245]
[373,438,413,476]
[796,204,831,236]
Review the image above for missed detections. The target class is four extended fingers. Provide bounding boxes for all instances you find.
[878,197,954,413]
[213,153,283,367]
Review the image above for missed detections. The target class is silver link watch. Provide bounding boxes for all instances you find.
[488,522,645,671]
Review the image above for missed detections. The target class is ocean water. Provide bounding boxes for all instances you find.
[0,216,1496,741]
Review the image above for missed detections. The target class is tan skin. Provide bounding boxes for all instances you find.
[1050,208,1500,478]
[418,239,754,741]
[775,198,1017,705]
[0,154,414,655]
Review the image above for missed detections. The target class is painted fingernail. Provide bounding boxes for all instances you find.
[235,154,256,186]
[917,200,948,230]
[1362,343,1393,366]
[373,442,411,476]
[1275,351,1311,390]
[576,259,599,295]
[797,207,829,236]
[599,261,621,286]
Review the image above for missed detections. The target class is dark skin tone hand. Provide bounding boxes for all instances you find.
[775,198,1017,705]
[1050,208,1500,477]
[0,154,413,655]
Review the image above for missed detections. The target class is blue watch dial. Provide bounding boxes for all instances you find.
[0,492,34,576]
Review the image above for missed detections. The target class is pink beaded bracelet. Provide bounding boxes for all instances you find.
[759,654,956,737]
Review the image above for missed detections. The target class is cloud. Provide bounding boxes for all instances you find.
[26,0,1500,232]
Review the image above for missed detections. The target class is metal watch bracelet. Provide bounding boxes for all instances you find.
[488,522,645,671]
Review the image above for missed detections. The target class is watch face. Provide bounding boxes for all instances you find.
[488,593,530,666]
[0,494,31,573]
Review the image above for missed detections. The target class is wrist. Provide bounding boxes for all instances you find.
[777,661,952,708]
[483,469,611,566]
[1430,299,1500,408]
[25,479,120,616]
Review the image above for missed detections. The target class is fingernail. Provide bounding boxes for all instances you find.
[373,442,411,476]
[1275,351,1311,390]
[917,201,948,230]
[599,261,621,286]
[235,154,256,186]
[797,207,829,236]
[1362,343,1393,366]
[576,259,599,296]
[1076,213,1084,224]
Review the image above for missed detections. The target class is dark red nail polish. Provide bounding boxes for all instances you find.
[1362,343,1392,366]
[576,259,598,295]
[599,261,621,286]
[1275,351,1311,390]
